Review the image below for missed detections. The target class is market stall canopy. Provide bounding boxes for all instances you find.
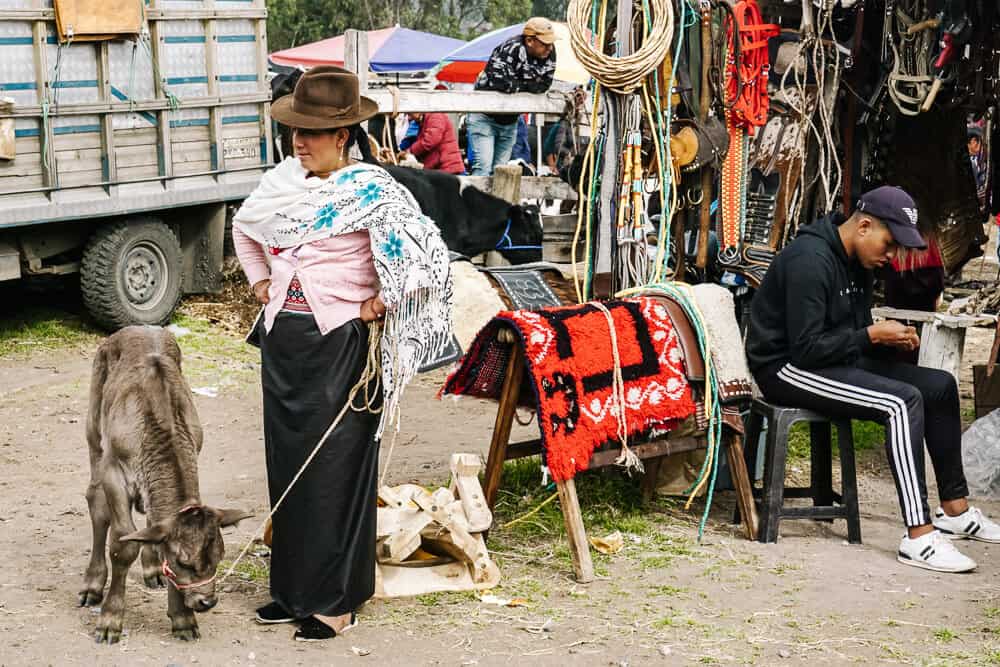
[270,26,467,73]
[435,22,589,85]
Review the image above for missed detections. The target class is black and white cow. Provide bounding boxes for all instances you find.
[383,165,542,264]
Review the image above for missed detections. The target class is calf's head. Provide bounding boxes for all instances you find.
[121,505,252,611]
[498,204,543,264]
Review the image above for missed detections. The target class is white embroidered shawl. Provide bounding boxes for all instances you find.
[233,157,453,436]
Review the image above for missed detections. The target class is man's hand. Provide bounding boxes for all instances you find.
[252,279,271,305]
[868,320,920,351]
[360,296,387,323]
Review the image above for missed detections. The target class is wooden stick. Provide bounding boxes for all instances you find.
[555,477,595,583]
[483,342,525,513]
[696,7,714,270]
[726,431,759,540]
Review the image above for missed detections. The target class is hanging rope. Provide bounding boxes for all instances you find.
[567,0,675,94]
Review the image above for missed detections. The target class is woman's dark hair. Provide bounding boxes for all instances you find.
[345,124,378,164]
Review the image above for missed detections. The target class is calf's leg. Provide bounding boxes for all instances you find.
[78,480,110,606]
[168,586,200,641]
[95,474,139,644]
[141,539,165,589]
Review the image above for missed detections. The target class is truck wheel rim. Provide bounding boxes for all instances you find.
[121,242,168,310]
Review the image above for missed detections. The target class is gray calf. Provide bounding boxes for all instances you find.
[78,326,251,644]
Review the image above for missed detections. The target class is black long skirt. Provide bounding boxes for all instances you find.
[258,312,381,618]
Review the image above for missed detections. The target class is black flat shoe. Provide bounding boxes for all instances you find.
[293,612,358,642]
[255,601,295,625]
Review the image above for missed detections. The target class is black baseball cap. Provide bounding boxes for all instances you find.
[856,186,926,249]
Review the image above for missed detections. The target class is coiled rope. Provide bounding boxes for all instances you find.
[568,0,675,94]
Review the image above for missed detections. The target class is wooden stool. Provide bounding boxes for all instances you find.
[744,399,862,544]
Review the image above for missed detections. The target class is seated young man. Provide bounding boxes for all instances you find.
[745,186,999,573]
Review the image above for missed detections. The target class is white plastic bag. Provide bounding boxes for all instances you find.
[962,408,1000,499]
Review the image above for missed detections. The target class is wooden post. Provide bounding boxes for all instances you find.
[917,321,967,385]
[344,29,369,90]
[556,478,595,583]
[484,165,522,266]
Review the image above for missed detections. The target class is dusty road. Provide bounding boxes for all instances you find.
[0,296,998,666]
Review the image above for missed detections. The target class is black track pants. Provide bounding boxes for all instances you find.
[755,358,969,528]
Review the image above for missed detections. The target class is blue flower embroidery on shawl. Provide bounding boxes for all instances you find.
[381,230,405,260]
[312,203,339,230]
[358,182,382,207]
[336,169,362,185]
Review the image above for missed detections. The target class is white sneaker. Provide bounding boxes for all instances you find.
[897,530,977,573]
[933,506,1000,543]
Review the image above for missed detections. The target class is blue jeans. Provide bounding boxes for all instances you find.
[467,113,518,176]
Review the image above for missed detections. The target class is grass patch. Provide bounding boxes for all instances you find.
[218,556,268,583]
[786,420,885,460]
[171,314,259,386]
[0,305,102,358]
[933,627,958,643]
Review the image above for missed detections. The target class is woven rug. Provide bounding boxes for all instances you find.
[441,298,697,482]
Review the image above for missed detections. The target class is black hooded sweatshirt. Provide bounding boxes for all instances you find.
[746,213,877,375]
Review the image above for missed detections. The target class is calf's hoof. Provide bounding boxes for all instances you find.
[143,573,166,589]
[78,589,103,607]
[94,623,123,644]
[172,625,201,641]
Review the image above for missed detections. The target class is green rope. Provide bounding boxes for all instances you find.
[139,33,181,112]
[620,281,724,542]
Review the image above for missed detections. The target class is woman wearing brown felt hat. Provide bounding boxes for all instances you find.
[232,66,453,642]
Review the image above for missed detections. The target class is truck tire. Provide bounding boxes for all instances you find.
[80,218,183,330]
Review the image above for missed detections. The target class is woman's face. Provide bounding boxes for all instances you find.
[293,127,348,175]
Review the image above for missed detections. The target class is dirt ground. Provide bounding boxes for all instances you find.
[2,275,1000,666]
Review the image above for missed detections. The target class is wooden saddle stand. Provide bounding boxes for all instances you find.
[480,313,760,583]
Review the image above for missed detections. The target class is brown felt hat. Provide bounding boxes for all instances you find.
[271,65,378,129]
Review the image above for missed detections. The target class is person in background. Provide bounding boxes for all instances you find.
[882,237,945,364]
[543,87,586,174]
[969,125,988,210]
[512,115,532,166]
[468,17,556,175]
[398,112,465,174]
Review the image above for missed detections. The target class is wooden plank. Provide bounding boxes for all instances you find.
[0,173,45,192]
[0,94,271,118]
[491,165,522,204]
[97,41,117,187]
[58,169,105,187]
[449,453,492,533]
[364,89,567,115]
[873,306,996,328]
[555,478,594,583]
[173,160,213,175]
[254,12,269,97]
[172,126,212,143]
[461,175,576,201]
[344,30,369,91]
[376,509,433,563]
[918,323,966,385]
[172,140,212,164]
[0,155,44,177]
[52,133,104,152]
[204,17,224,175]
[587,437,702,469]
[114,127,159,147]
[32,19,55,188]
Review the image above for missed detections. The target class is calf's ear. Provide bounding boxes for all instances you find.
[214,508,254,527]
[120,523,170,543]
